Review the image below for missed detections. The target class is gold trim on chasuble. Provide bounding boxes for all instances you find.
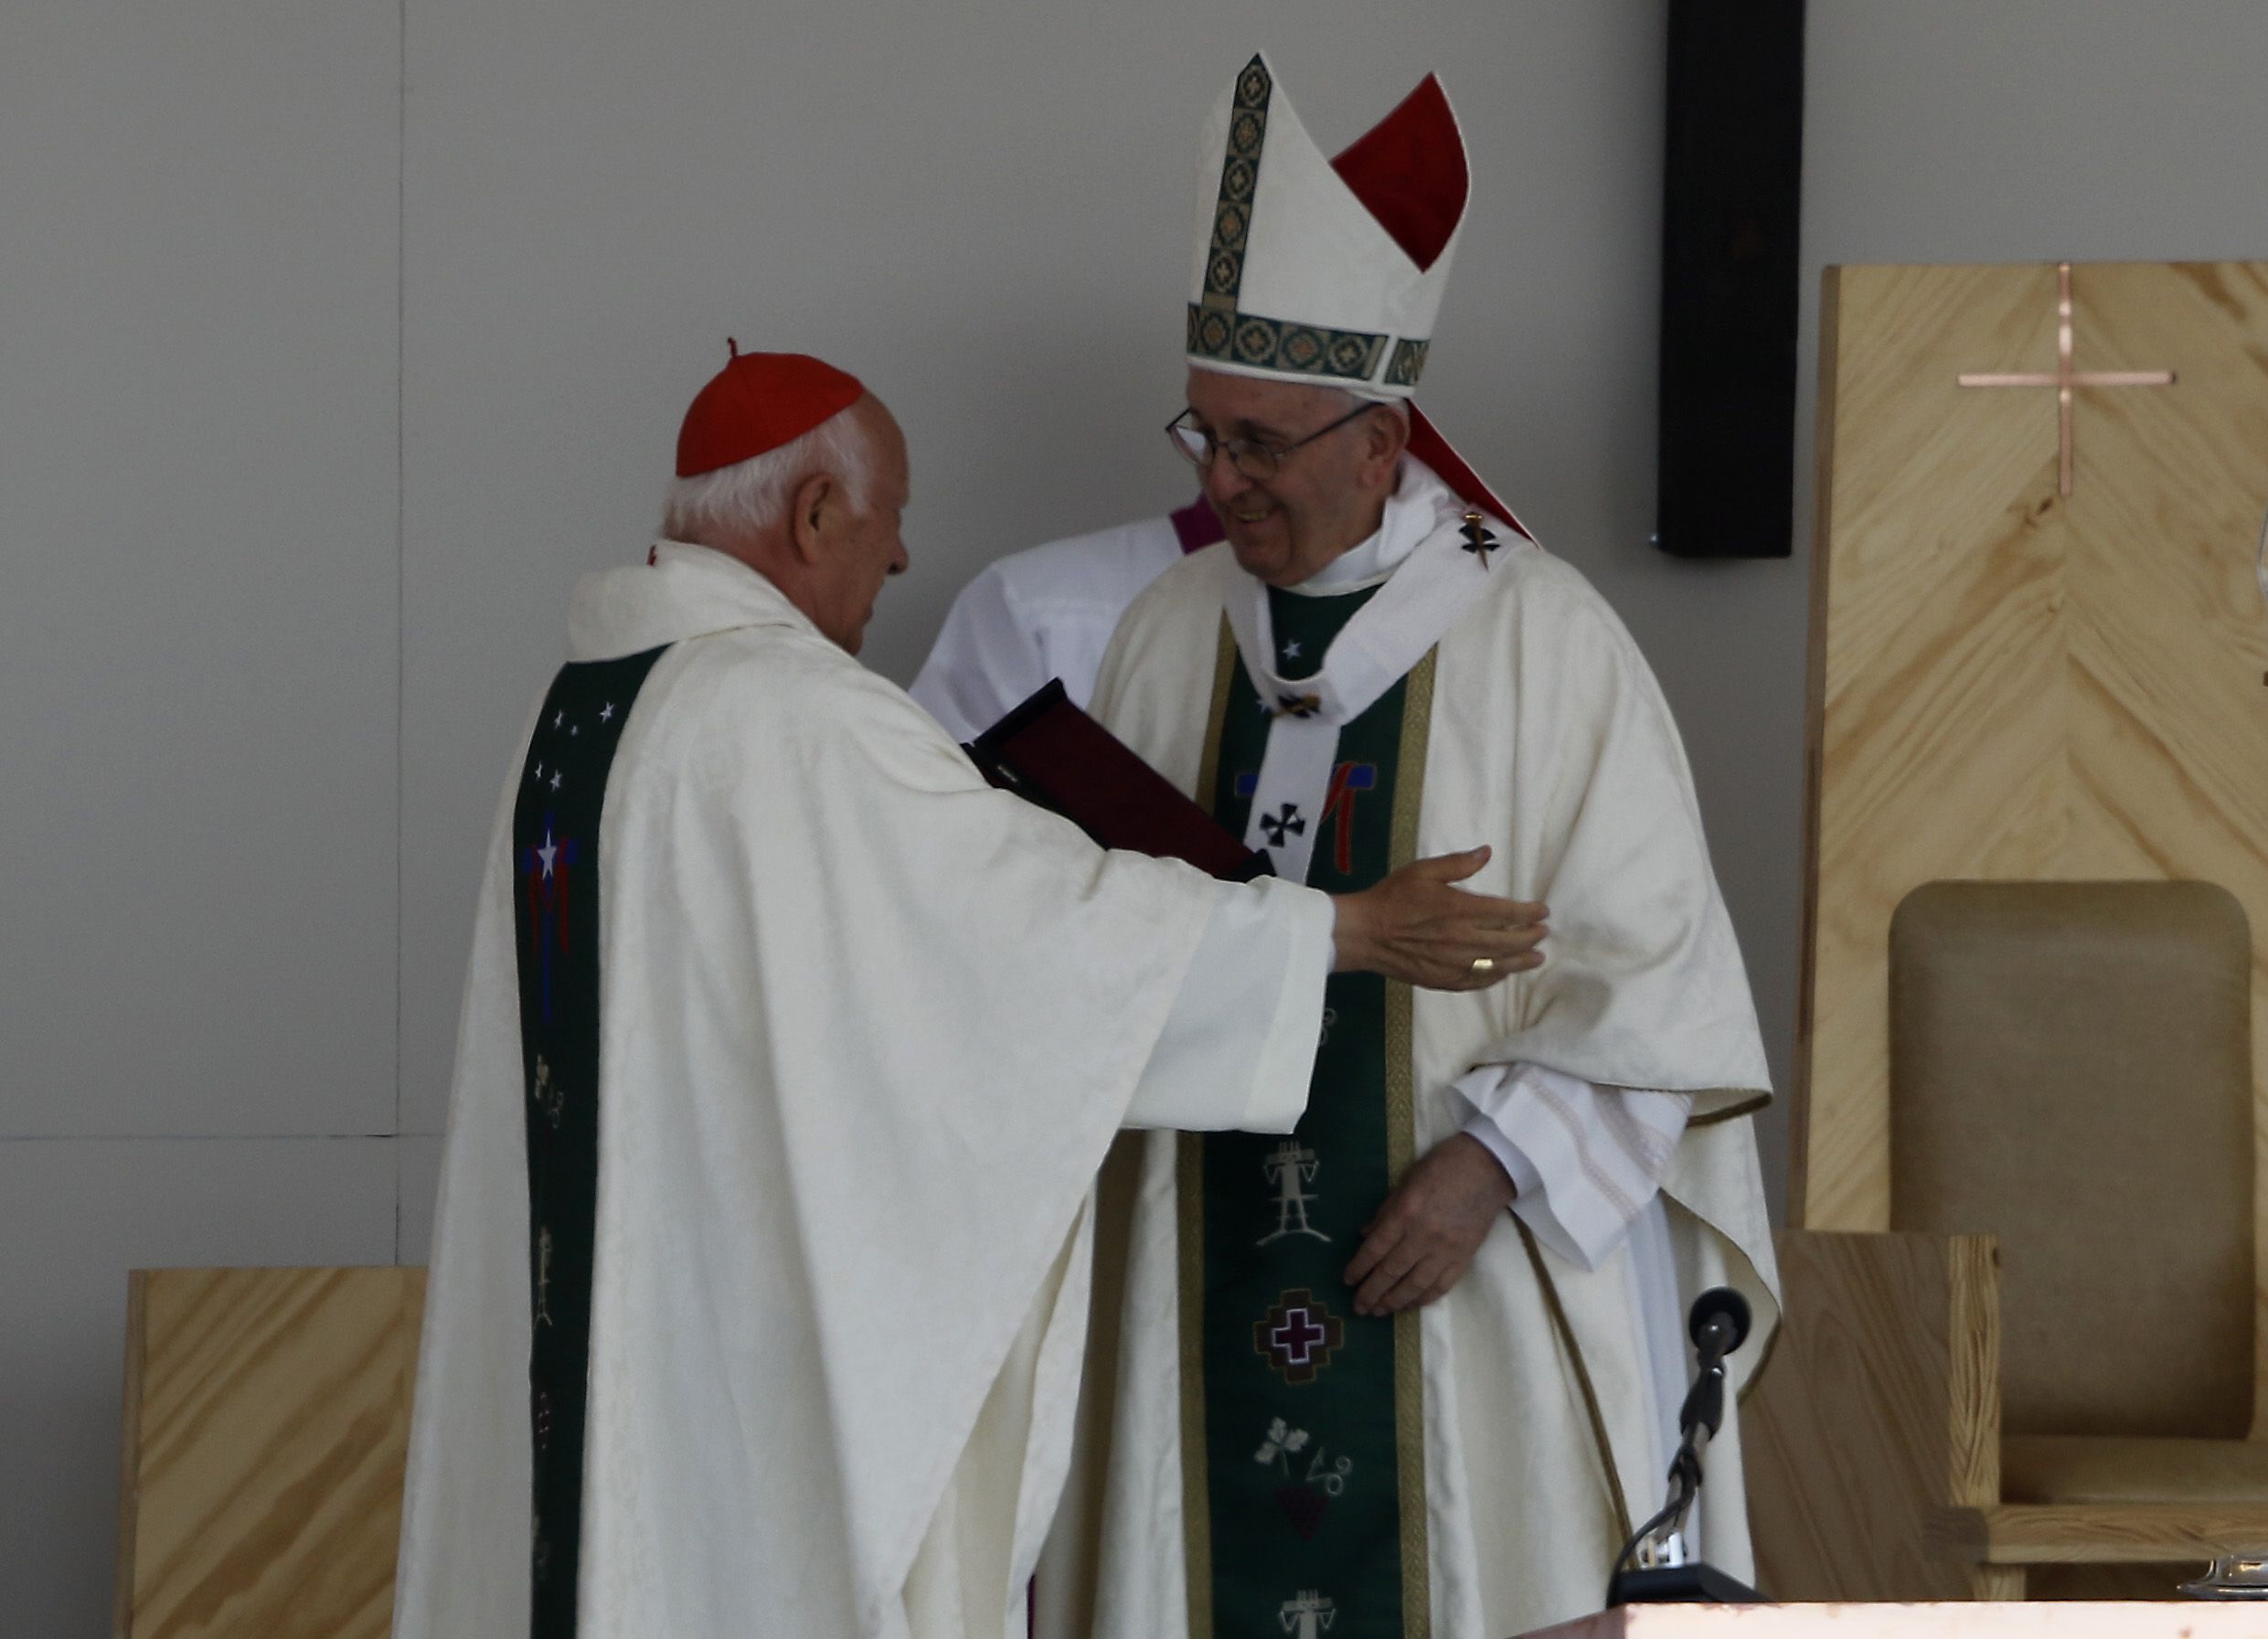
[1386,651,1435,1638]
[1516,1217,1635,1547]
[1656,1092,1776,1403]
[1663,1088,1780,1406]
[1687,1091,1772,1129]
[1176,622,1239,1634]
[1509,1096,1784,1533]
[1177,624,1437,1637]
[1509,1099,1784,1532]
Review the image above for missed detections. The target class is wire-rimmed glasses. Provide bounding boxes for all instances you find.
[1164,401,1375,482]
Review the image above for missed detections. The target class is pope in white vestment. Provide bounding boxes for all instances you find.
[392,348,1544,1639]
[1051,55,1781,1639]
[1084,462,1777,1639]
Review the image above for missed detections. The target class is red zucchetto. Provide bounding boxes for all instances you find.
[675,343,865,478]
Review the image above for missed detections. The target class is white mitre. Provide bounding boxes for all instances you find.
[1185,51,1530,536]
[1187,51,1467,398]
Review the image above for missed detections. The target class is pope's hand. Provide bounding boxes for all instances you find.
[1328,846,1546,991]
[1344,1133,1516,1315]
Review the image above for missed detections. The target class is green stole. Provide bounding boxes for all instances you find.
[1180,584,1436,1639]
[509,644,670,1639]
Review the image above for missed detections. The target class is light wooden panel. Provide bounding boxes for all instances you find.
[117,1267,424,1639]
[1745,1230,2002,1602]
[1798,262,2268,1241]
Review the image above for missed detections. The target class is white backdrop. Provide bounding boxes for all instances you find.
[9,1,2268,1629]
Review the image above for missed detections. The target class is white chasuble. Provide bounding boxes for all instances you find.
[392,543,1334,1639]
[1068,472,1780,1639]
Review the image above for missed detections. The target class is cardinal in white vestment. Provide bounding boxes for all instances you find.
[1052,55,1782,1639]
[391,346,1550,1639]
[910,496,1222,741]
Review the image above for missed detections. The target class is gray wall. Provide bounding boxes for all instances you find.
[7,1,2268,1628]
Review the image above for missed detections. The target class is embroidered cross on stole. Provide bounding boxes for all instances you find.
[510,644,670,1639]
[1181,583,1436,1638]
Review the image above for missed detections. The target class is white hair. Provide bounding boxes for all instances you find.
[659,404,875,545]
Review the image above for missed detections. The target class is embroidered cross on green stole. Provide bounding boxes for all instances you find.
[1179,583,1436,1639]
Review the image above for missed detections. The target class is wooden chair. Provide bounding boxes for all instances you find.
[1748,260,2268,1602]
[1748,879,2268,1599]
[113,1266,423,1639]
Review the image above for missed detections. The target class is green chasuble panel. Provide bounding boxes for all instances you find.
[1182,585,1435,1639]
[510,644,669,1639]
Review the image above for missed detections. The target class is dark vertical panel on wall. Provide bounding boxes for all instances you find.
[1655,0,1805,559]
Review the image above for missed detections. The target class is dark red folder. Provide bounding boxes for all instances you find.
[966,680,1271,883]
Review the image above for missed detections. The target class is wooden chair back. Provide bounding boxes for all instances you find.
[1889,880,2252,1437]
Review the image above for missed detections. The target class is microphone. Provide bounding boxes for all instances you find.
[1606,1287,1764,1608]
[1675,1287,1752,1452]
[1689,1286,1752,1366]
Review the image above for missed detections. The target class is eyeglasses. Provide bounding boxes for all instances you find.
[1164,401,1375,482]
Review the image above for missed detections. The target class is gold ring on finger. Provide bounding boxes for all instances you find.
[1468,956,1496,977]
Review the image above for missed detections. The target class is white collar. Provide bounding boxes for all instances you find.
[1285,458,1443,595]
[1220,460,1489,880]
[1222,458,1528,881]
[1221,456,1485,732]
[567,539,818,662]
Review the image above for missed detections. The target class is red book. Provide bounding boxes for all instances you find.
[965,681,1271,883]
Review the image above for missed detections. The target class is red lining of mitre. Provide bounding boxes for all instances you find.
[676,349,865,478]
[1329,77,1530,540]
[1327,74,1466,271]
[1408,406,1530,541]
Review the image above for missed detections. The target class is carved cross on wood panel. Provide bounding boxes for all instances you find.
[1956,261,2176,498]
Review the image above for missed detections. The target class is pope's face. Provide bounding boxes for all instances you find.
[1185,367,1399,589]
[816,398,910,655]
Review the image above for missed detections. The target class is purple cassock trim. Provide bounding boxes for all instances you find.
[1170,494,1228,554]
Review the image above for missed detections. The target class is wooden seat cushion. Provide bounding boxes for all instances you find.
[1890,879,2253,1437]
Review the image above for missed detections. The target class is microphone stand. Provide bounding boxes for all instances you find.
[1605,1289,1765,1607]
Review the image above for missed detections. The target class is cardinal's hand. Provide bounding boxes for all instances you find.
[1329,846,1547,990]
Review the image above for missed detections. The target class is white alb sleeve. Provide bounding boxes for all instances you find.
[1123,876,1333,1134]
[1452,1062,1693,1272]
[907,567,1048,742]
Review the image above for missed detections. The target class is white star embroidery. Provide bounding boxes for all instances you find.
[569,726,579,737]
[549,771,562,792]
[552,710,565,729]
[532,761,544,781]
[1282,641,1303,659]
[599,702,615,723]
[538,831,559,878]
